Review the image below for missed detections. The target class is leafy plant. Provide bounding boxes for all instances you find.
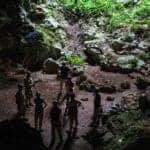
[66,55,84,65]
[64,0,150,31]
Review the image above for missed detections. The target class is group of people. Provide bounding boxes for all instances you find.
[15,62,102,144]
[15,72,47,131]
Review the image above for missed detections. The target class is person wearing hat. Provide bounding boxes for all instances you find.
[15,84,26,119]
[50,101,63,144]
[34,92,47,131]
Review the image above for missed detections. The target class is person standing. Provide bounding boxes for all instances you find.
[15,84,26,119]
[58,62,70,94]
[62,77,74,115]
[24,72,33,108]
[63,87,74,116]
[67,93,82,135]
[34,92,47,131]
[93,89,102,126]
[50,101,63,144]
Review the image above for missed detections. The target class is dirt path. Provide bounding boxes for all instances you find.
[0,71,93,149]
[0,64,148,150]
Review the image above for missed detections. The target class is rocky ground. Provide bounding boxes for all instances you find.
[0,0,150,150]
[0,64,149,150]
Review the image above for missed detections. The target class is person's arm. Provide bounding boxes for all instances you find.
[77,100,81,106]
[15,93,18,104]
[99,95,102,106]
[77,100,84,109]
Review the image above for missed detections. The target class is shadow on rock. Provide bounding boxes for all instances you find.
[123,135,150,150]
[0,118,47,150]
[62,129,78,150]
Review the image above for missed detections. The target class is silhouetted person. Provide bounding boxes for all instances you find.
[63,87,74,116]
[50,101,63,145]
[24,72,33,107]
[34,92,47,131]
[58,62,70,93]
[93,89,102,126]
[15,85,26,119]
[138,93,148,113]
[66,77,74,93]
[67,93,82,135]
[62,77,74,115]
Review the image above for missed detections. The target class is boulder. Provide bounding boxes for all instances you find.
[99,81,116,93]
[29,7,46,22]
[135,76,150,89]
[76,74,87,85]
[107,96,115,102]
[48,45,61,60]
[44,17,60,29]
[117,55,145,70]
[102,132,114,144]
[84,47,102,65]
[132,24,150,37]
[71,66,84,77]
[120,81,131,90]
[79,80,99,92]
[43,58,60,74]
[138,40,150,51]
[111,39,125,51]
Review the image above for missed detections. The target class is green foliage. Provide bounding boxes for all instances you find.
[66,55,84,65]
[64,0,150,30]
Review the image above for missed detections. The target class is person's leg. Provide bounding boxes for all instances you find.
[22,105,26,119]
[39,110,43,131]
[95,109,99,125]
[93,108,98,125]
[60,80,63,93]
[29,90,33,106]
[69,117,73,134]
[57,125,63,143]
[64,80,68,93]
[25,91,29,107]
[51,124,56,144]
[64,95,69,116]
[74,114,79,131]
[73,116,78,137]
[34,110,38,129]
[20,105,25,118]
